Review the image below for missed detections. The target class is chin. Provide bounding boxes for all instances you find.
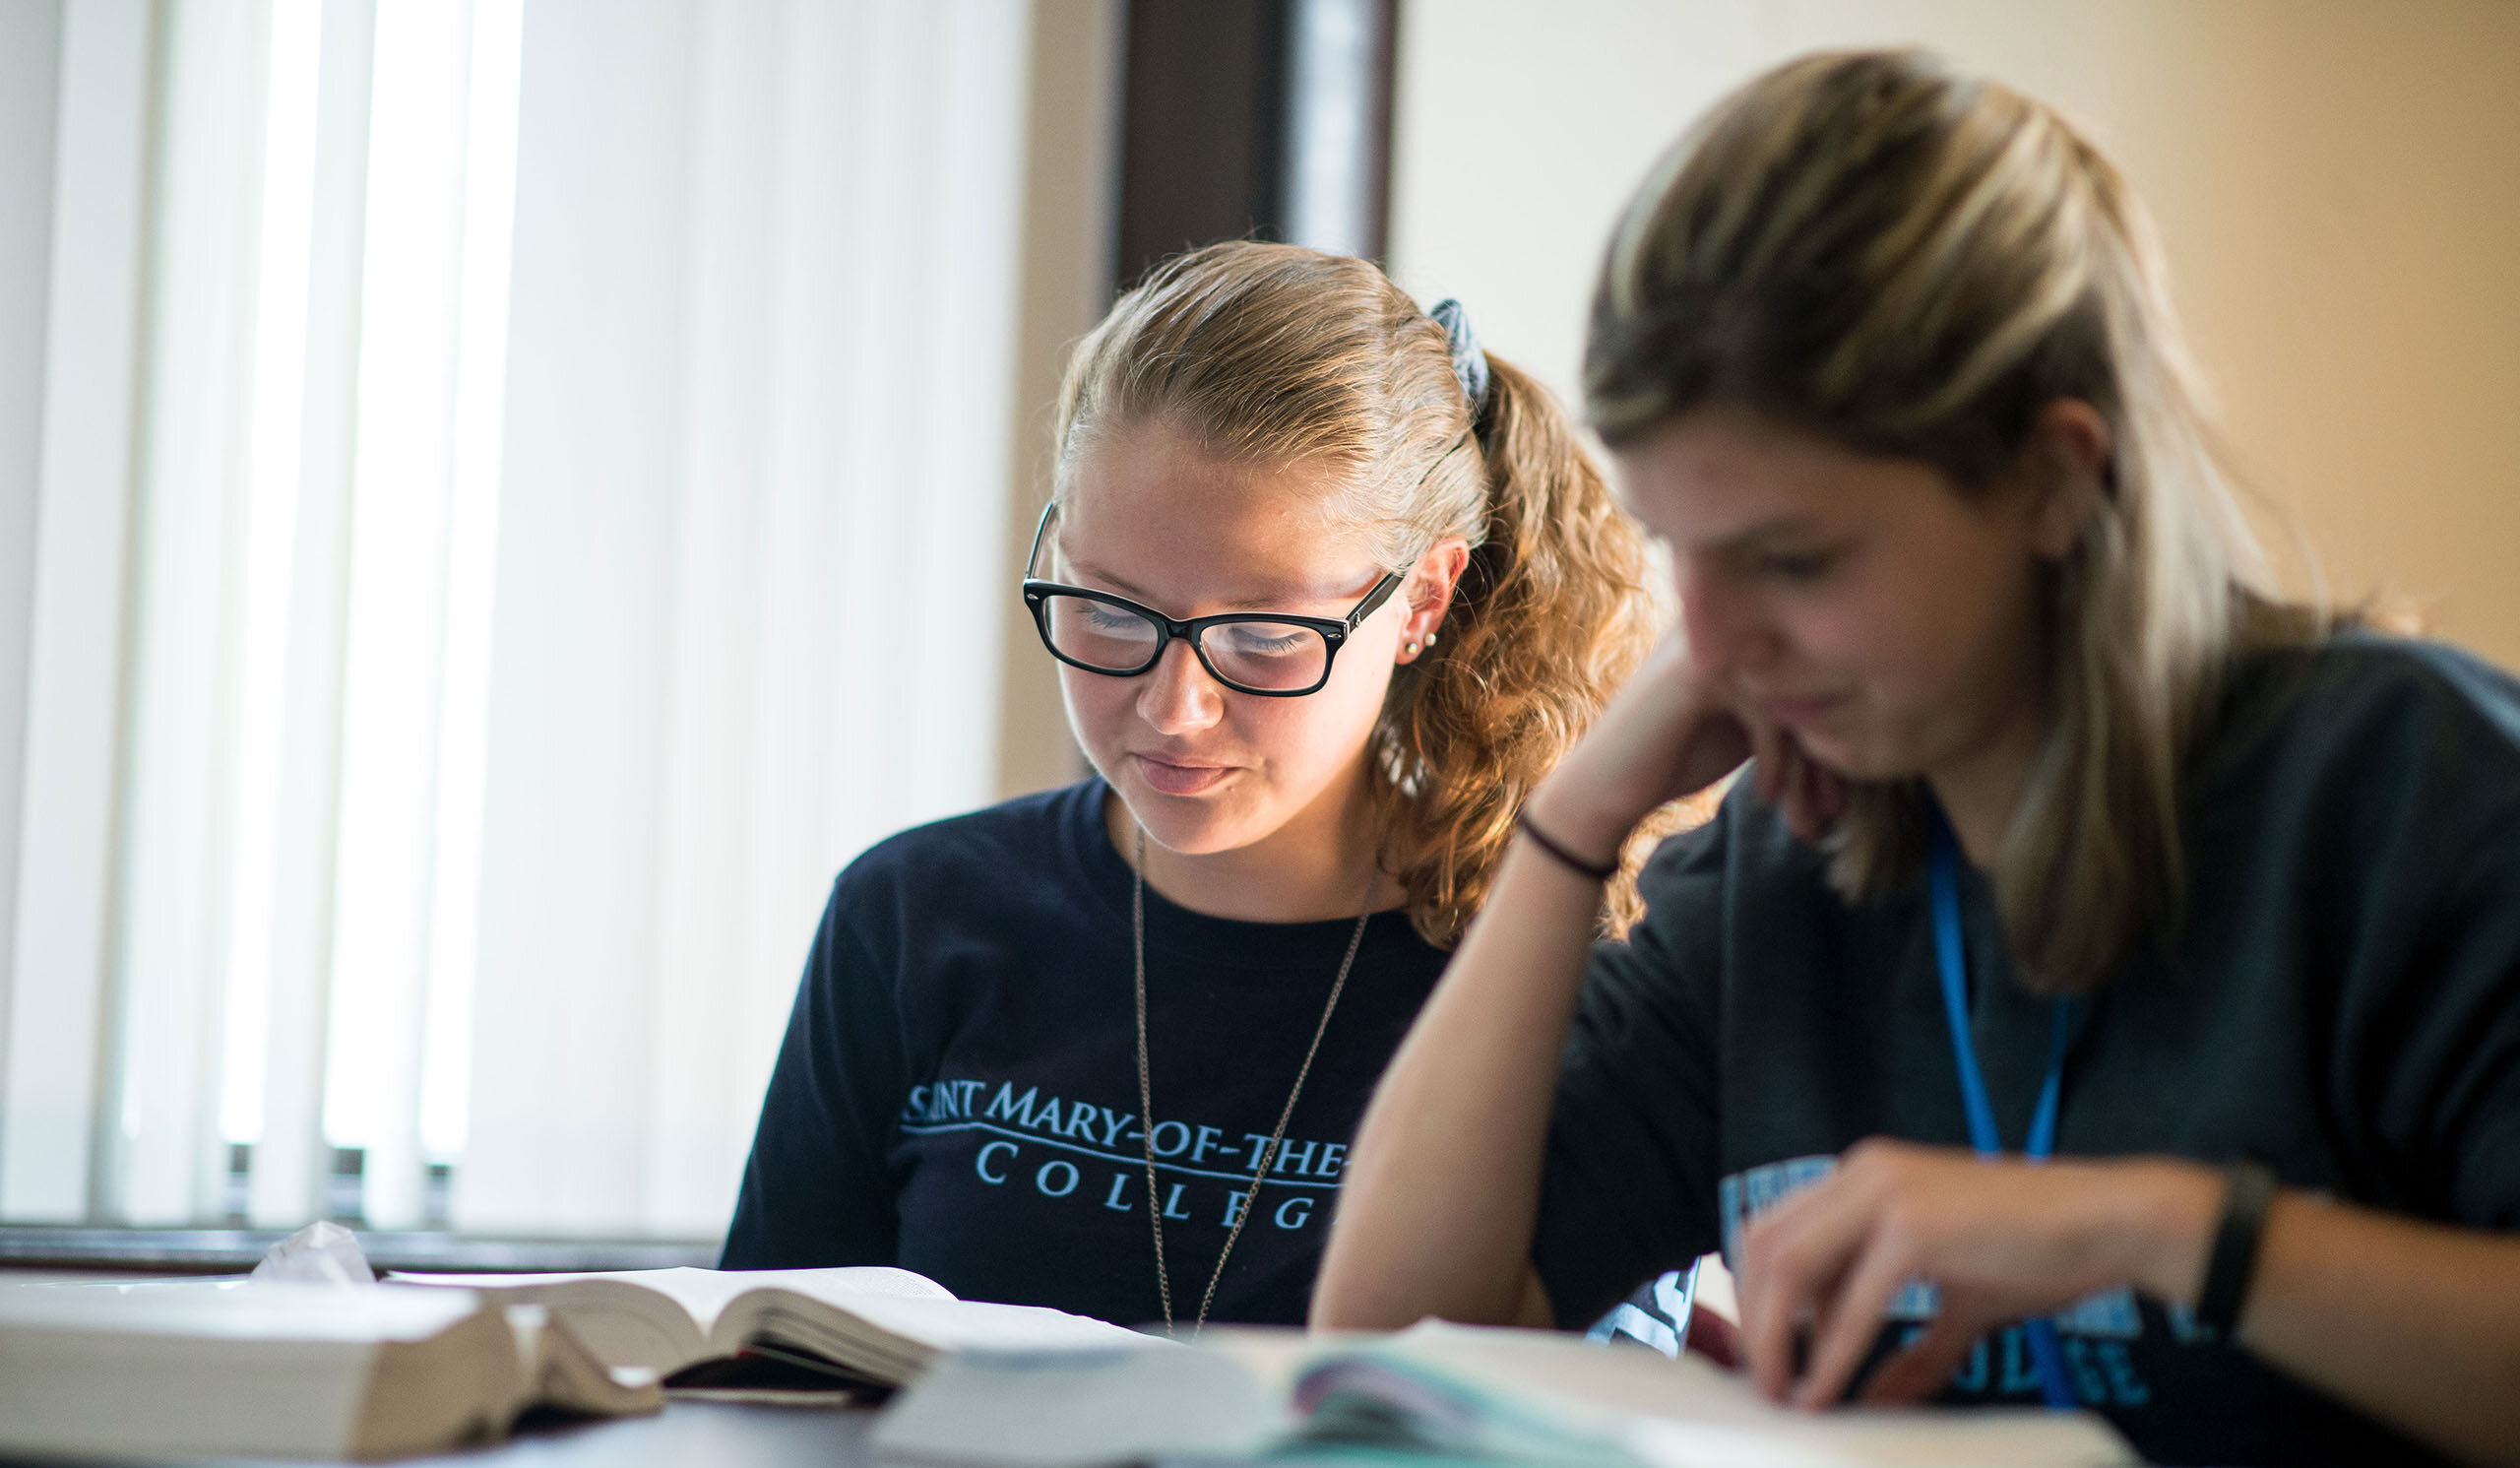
[1115,778,1272,856]
[1791,729,1906,785]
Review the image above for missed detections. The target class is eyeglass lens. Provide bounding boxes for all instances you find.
[1039,594,1330,692]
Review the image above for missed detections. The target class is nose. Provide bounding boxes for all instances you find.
[1676,560,1781,682]
[1134,637,1226,734]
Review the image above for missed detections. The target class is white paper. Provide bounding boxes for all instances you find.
[874,1344,1276,1468]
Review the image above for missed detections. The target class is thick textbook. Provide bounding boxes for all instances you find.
[0,1279,657,1462]
[390,1264,1145,1386]
[872,1319,2139,1468]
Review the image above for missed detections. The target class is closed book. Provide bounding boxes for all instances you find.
[0,1279,658,1462]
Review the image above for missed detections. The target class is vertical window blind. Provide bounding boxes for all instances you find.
[0,0,1035,1240]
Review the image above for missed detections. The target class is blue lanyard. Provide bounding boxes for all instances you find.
[1927,822,2078,1410]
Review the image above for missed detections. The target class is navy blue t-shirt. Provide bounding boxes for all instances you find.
[1534,635,2520,1466]
[721,779,1448,1327]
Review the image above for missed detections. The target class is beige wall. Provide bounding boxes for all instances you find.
[1388,0,2520,667]
[993,2,1118,800]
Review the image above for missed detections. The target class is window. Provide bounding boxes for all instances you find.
[1,0,1043,1241]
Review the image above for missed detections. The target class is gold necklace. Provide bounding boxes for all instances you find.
[1131,826,1374,1340]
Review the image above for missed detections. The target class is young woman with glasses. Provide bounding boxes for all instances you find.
[720,240,1661,1333]
[1314,49,2520,1467]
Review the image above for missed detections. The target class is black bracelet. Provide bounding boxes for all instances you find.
[1514,808,1619,882]
[2194,1159,2279,1342]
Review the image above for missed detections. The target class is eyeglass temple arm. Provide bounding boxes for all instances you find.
[1024,501,1057,580]
[1346,570,1405,630]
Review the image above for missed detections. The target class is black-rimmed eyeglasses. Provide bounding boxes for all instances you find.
[1020,502,1402,697]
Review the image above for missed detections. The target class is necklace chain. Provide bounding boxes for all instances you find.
[1132,826,1373,1340]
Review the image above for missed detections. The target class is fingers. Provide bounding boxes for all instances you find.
[1684,1307,1742,1370]
[1746,720,1845,843]
[1794,1221,1926,1408]
[1776,737,1807,838]
[1736,1169,1880,1402]
[1740,1145,2132,1413]
[1544,633,1762,846]
[1810,760,1847,827]
[1734,1207,1806,1401]
[1677,709,1754,797]
[1737,1263,1807,1403]
[1784,741,1822,842]
[1749,718,1786,807]
[1859,1310,1991,1405]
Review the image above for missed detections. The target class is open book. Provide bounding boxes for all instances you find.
[872,1319,2137,1468]
[390,1265,1146,1387]
[0,1279,658,1462]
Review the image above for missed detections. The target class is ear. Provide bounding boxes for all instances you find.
[1397,537,1472,663]
[2021,399,2111,560]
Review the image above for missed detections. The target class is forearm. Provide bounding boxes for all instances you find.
[2227,1192,2520,1467]
[2102,1163,2520,1466]
[1311,838,1603,1329]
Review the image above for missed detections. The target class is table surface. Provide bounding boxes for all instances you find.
[0,1230,719,1277]
[0,1400,886,1468]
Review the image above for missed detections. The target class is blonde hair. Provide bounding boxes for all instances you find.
[1055,241,1661,946]
[1587,49,2317,991]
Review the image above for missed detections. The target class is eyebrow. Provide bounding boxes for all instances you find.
[1698,515,1837,557]
[1059,553,1326,613]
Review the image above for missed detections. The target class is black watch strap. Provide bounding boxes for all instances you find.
[2194,1159,2279,1341]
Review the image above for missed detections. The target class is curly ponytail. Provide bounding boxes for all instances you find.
[1372,356,1664,943]
[1056,241,1664,947]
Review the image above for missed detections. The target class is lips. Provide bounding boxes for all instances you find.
[1131,752,1236,796]
[1757,692,1850,725]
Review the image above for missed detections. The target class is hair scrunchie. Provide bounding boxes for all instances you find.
[1428,297,1492,428]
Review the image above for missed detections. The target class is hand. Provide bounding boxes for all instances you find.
[1747,717,1846,846]
[1734,1139,2220,1409]
[1528,633,1846,862]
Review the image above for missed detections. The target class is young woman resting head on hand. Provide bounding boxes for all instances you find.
[1315,48,2520,1468]
[720,241,1659,1335]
